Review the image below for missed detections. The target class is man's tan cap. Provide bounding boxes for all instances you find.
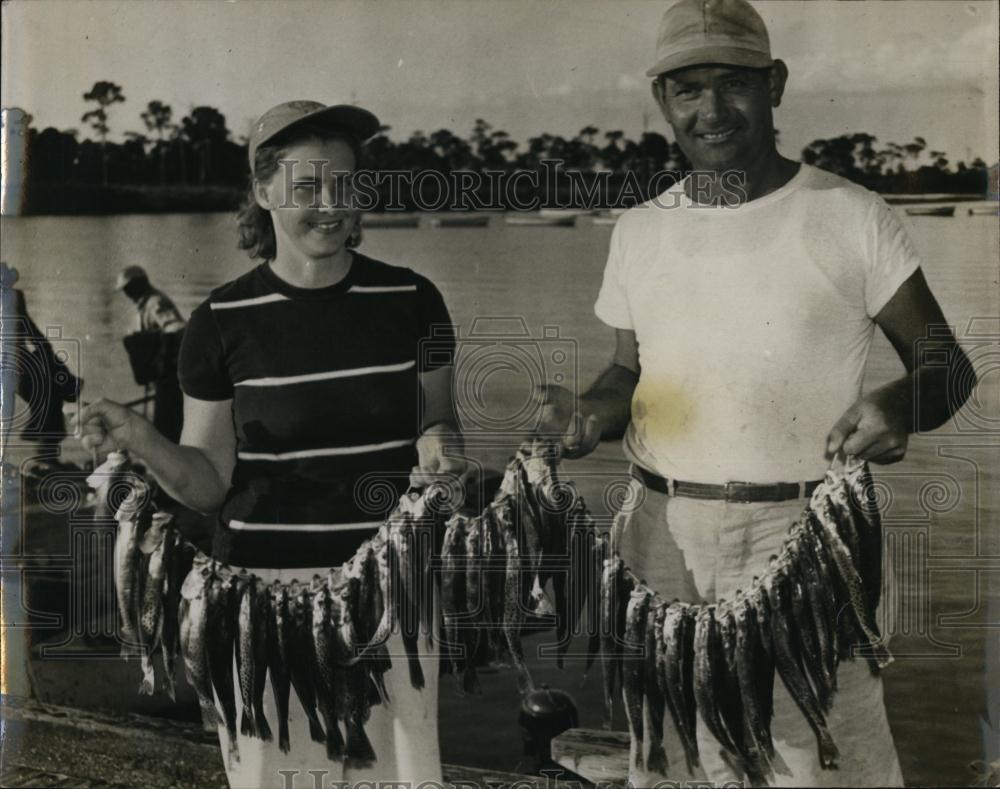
[646,0,773,78]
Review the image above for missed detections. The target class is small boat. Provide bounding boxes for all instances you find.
[538,208,595,219]
[904,206,955,217]
[362,213,421,228]
[968,205,999,216]
[591,213,619,226]
[429,214,491,228]
[505,213,576,227]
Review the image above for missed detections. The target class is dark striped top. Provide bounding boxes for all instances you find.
[177,253,455,568]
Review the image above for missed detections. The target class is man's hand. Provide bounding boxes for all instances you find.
[826,389,909,464]
[536,384,603,459]
[410,423,472,491]
[71,398,149,456]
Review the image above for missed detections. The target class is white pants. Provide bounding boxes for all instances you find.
[214,565,442,789]
[612,483,903,788]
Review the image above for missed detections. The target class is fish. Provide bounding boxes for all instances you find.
[463,515,485,692]
[693,605,740,759]
[389,514,425,690]
[483,501,511,665]
[733,593,773,782]
[584,532,609,677]
[785,548,832,711]
[333,577,377,768]
[623,589,651,769]
[846,462,883,616]
[237,575,272,740]
[289,585,326,746]
[113,481,153,651]
[600,554,633,729]
[440,513,467,677]
[801,516,858,663]
[356,545,391,705]
[748,580,775,758]
[662,602,699,771]
[137,513,171,694]
[179,567,220,730]
[790,532,838,707]
[160,528,193,702]
[811,499,891,668]
[500,502,533,693]
[267,582,293,753]
[765,562,839,769]
[311,576,346,762]
[553,495,591,670]
[644,601,669,775]
[88,451,131,524]
[500,454,547,613]
[207,571,241,767]
[717,601,764,782]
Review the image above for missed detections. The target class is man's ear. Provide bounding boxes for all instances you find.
[252,178,273,211]
[650,77,667,114]
[769,59,789,108]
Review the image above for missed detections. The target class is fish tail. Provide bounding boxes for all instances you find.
[345,720,377,769]
[138,656,155,695]
[198,701,220,731]
[462,663,482,695]
[255,706,272,742]
[818,728,840,769]
[647,739,669,775]
[407,653,425,690]
[240,709,255,738]
[278,721,290,754]
[307,713,326,745]
[325,719,345,761]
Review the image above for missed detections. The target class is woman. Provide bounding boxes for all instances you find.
[76,100,464,788]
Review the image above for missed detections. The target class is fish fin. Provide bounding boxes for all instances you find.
[240,709,255,738]
[345,722,377,769]
[647,741,669,776]
[256,708,272,742]
[138,657,155,695]
[307,714,326,745]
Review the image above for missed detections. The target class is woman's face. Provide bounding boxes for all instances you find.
[255,136,358,262]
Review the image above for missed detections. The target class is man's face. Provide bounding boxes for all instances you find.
[653,63,785,173]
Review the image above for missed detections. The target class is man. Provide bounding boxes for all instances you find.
[117,265,185,442]
[539,0,976,785]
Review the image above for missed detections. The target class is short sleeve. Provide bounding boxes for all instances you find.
[863,197,922,317]
[415,276,456,372]
[178,299,233,400]
[594,219,634,330]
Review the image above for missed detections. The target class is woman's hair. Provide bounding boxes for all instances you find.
[237,122,364,261]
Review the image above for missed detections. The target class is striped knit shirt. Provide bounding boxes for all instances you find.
[178,254,455,568]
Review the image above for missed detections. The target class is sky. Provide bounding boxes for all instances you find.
[2,0,998,165]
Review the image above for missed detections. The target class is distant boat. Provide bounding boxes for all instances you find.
[505,214,576,227]
[538,208,595,219]
[430,214,491,228]
[591,214,619,226]
[968,205,999,216]
[904,206,955,217]
[362,213,420,228]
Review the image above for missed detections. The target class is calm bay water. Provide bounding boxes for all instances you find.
[2,206,997,785]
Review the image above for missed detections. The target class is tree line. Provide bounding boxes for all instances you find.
[13,80,994,214]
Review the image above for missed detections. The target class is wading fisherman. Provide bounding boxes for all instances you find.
[538,0,976,785]
[78,101,465,788]
[117,264,186,443]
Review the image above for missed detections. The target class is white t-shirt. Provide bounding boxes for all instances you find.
[594,164,920,483]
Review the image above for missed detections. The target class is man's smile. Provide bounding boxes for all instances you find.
[696,128,740,143]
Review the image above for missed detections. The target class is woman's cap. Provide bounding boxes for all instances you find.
[248,101,381,174]
[116,265,149,290]
[646,0,773,78]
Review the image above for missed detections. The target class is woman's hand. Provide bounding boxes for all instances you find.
[71,398,150,456]
[410,423,472,491]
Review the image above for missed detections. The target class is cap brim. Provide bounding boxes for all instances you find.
[645,46,773,77]
[258,104,382,150]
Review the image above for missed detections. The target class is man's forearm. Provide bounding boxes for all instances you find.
[878,355,976,434]
[580,363,639,440]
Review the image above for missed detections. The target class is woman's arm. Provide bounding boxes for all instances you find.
[75,394,235,513]
[411,365,469,487]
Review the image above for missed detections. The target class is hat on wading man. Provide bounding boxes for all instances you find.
[646,0,774,77]
[247,101,381,175]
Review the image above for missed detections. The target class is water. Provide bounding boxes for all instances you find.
[2,206,998,785]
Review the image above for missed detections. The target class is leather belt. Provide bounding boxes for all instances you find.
[630,465,821,503]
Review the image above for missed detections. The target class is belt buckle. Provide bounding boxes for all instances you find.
[724,481,751,503]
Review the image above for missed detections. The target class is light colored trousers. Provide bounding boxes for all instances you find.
[612,479,903,788]
[214,565,442,789]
